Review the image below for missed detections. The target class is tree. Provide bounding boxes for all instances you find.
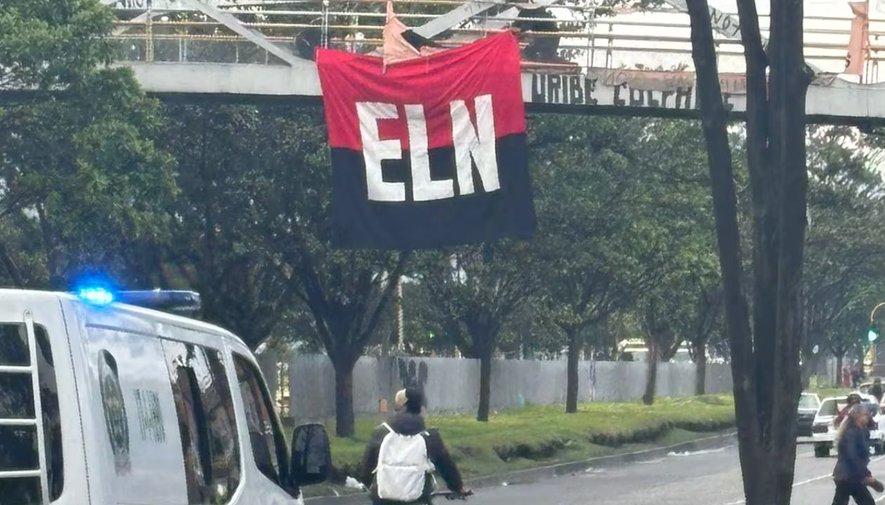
[528,115,655,413]
[686,279,723,395]
[160,104,307,349]
[621,118,723,404]
[636,118,723,398]
[419,242,535,421]
[685,0,813,501]
[636,246,720,404]
[639,292,681,405]
[250,108,407,438]
[285,245,408,437]
[802,126,885,385]
[161,103,405,437]
[0,0,176,290]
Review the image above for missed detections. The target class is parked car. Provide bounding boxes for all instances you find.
[796,392,821,443]
[812,393,884,457]
[0,288,332,505]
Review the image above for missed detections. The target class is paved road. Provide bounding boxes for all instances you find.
[467,444,885,505]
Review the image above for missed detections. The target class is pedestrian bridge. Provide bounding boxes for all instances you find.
[104,0,885,124]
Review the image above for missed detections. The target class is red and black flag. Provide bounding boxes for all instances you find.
[316,32,535,249]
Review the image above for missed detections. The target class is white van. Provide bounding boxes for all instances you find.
[0,289,331,505]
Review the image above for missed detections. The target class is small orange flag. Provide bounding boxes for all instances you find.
[846,0,870,75]
[382,1,421,69]
[381,1,442,71]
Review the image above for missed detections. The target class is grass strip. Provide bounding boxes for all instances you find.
[320,395,735,480]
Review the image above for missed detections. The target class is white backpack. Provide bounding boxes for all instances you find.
[375,423,435,502]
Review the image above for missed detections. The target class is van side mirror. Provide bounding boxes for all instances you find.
[290,423,332,486]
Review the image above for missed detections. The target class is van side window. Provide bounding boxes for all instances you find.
[163,341,241,504]
[233,355,289,487]
[0,323,64,503]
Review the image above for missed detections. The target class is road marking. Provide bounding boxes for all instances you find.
[668,446,733,457]
[637,458,666,465]
[722,455,885,505]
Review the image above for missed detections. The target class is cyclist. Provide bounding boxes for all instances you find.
[361,388,471,504]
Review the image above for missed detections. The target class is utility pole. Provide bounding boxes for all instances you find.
[870,302,884,374]
[394,278,404,351]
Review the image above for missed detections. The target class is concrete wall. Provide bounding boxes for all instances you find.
[260,353,733,422]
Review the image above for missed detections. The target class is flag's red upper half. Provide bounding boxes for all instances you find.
[316,32,526,151]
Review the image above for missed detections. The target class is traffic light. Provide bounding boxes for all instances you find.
[870,324,881,343]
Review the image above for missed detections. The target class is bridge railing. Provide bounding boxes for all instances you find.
[111,3,885,83]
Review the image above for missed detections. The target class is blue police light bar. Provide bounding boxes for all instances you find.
[76,288,201,313]
[76,287,115,306]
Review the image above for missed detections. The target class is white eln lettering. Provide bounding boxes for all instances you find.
[405,104,455,201]
[357,102,406,202]
[357,96,501,202]
[449,94,500,195]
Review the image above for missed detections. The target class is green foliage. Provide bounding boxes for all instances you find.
[0,0,117,90]
[632,119,723,359]
[528,115,654,342]
[417,241,537,359]
[0,0,175,288]
[161,103,407,362]
[802,126,885,363]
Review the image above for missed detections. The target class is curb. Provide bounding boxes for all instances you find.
[306,429,737,505]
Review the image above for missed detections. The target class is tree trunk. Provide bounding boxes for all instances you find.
[477,351,492,422]
[642,340,659,405]
[761,0,809,502]
[695,342,707,395]
[836,353,844,388]
[333,359,356,437]
[566,329,579,413]
[685,1,763,503]
[686,0,810,502]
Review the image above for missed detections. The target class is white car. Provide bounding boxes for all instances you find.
[812,393,885,457]
[796,392,821,444]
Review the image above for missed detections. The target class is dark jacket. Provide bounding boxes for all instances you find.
[360,412,464,504]
[833,423,872,483]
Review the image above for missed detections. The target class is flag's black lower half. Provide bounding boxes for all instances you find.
[331,133,535,249]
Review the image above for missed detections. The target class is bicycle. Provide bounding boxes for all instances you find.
[432,490,474,501]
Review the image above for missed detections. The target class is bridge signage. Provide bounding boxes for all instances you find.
[526,69,748,114]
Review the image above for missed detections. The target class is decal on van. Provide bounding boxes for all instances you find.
[99,350,131,475]
[134,389,165,443]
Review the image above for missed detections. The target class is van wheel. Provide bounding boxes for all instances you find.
[876,443,884,455]
[814,445,830,458]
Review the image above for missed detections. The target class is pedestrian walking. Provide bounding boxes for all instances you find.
[836,394,864,428]
[832,404,885,505]
[870,378,884,405]
[360,388,471,505]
